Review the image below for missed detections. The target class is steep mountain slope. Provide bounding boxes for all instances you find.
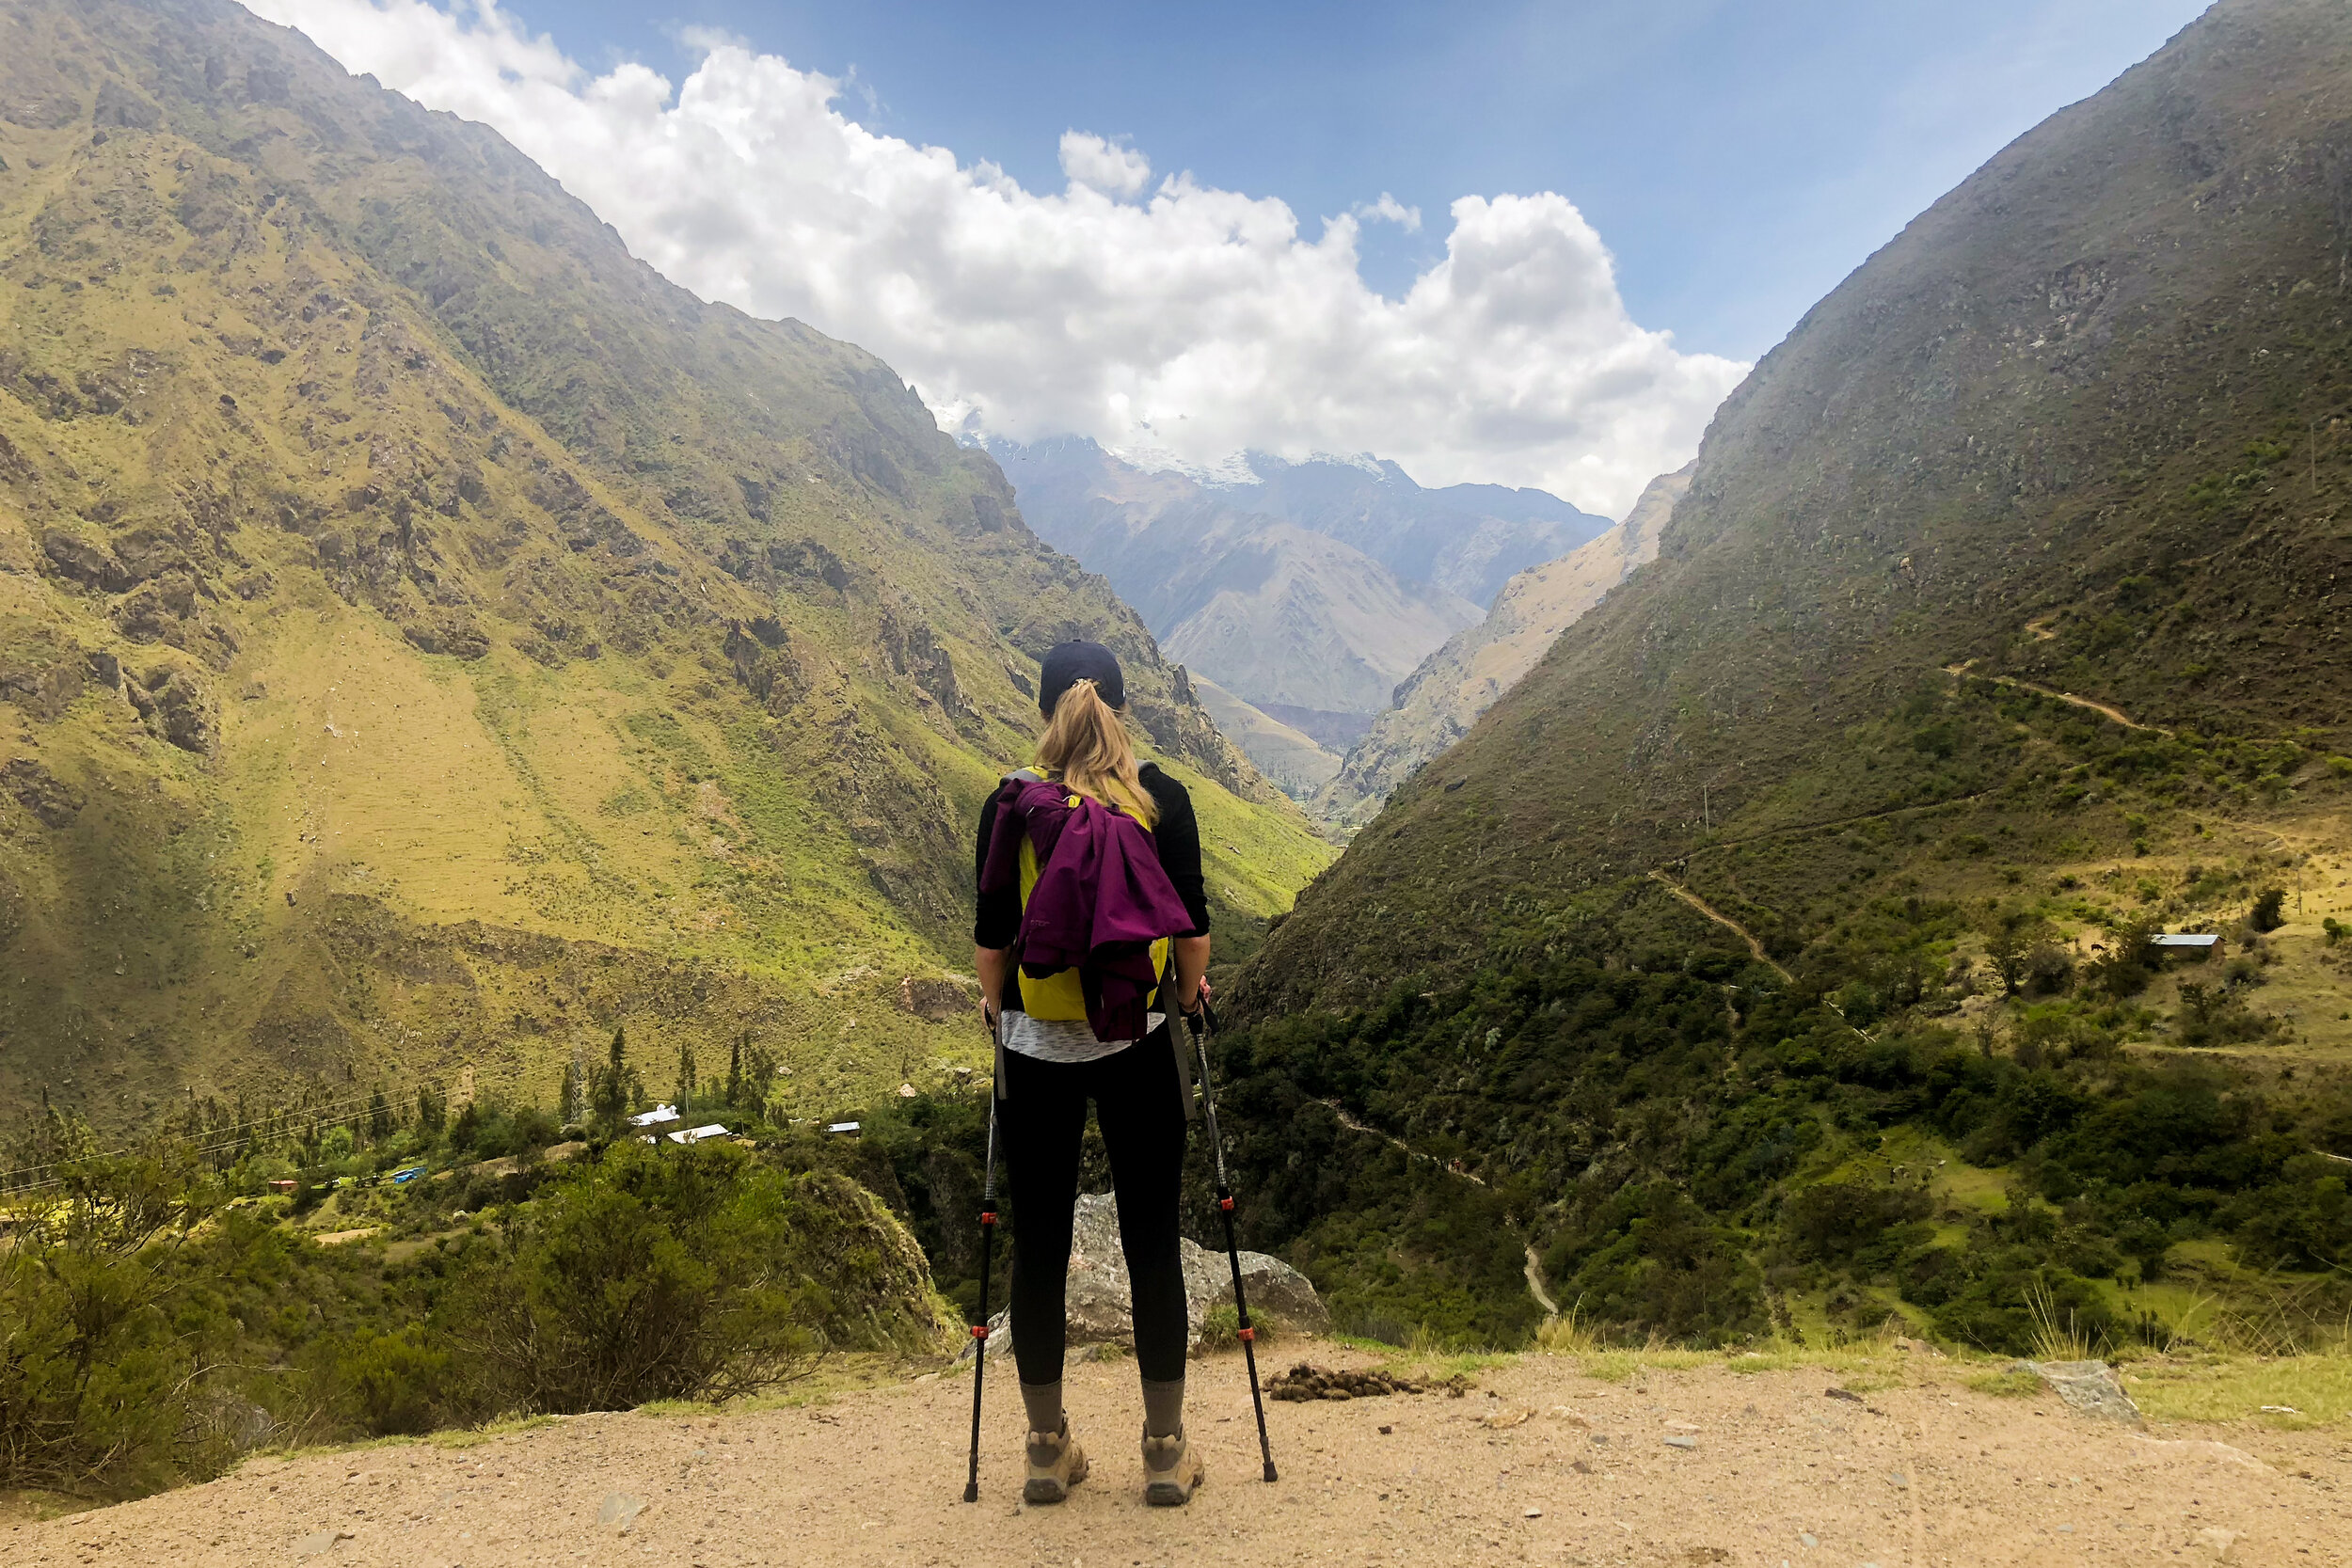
[1191,675,1341,800]
[1253,0,2350,1010]
[0,0,1330,1130]
[1214,0,2352,1351]
[1314,463,1690,830]
[986,437,1481,728]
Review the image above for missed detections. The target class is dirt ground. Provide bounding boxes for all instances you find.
[9,1348,2349,1567]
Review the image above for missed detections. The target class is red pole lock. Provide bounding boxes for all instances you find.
[1237,1327,1255,1342]
[972,1323,990,1339]
[1219,1196,1235,1212]
[980,1211,997,1227]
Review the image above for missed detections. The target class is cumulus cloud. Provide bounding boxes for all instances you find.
[247,0,1747,515]
[1058,131,1152,199]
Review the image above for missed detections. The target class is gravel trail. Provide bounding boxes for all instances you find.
[10,1352,2345,1566]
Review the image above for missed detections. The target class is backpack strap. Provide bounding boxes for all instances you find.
[989,768,1043,1101]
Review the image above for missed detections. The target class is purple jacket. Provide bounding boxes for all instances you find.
[978,776,1194,1041]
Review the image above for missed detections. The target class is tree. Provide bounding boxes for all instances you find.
[725,1037,744,1109]
[589,1026,641,1133]
[2249,888,2287,933]
[675,1044,698,1110]
[367,1087,392,1142]
[416,1085,447,1136]
[558,1060,583,1127]
[1985,925,2029,996]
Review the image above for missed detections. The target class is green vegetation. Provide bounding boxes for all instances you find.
[0,0,1329,1135]
[1216,0,2352,1366]
[0,1098,947,1503]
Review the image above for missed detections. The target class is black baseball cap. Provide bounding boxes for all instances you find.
[1038,640,1125,717]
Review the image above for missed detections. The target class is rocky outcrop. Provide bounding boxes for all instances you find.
[960,1192,1329,1361]
[2,756,83,827]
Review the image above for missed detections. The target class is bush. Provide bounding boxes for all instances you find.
[434,1143,935,1417]
[340,1327,451,1436]
[2248,888,2286,933]
[1785,1180,1932,1262]
[0,1148,228,1496]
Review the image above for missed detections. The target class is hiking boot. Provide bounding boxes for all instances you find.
[1023,1418,1089,1504]
[1140,1431,1203,1507]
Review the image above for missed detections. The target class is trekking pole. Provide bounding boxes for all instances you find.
[1184,1001,1278,1483]
[961,1084,1001,1502]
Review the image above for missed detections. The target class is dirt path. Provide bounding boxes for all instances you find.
[1319,1100,1486,1187]
[1945,665,2170,736]
[1646,871,1794,982]
[1523,1247,1562,1322]
[14,1352,2344,1567]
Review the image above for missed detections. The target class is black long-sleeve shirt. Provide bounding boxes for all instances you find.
[973,764,1211,968]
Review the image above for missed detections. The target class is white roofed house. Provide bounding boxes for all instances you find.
[666,1124,731,1146]
[627,1103,682,1130]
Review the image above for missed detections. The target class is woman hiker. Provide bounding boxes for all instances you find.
[972,640,1211,1508]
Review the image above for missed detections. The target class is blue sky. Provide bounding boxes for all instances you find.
[262,0,2212,509]
[486,0,2208,363]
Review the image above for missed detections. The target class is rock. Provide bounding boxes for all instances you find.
[41,528,129,592]
[900,974,977,1022]
[1663,1434,1697,1449]
[957,1191,1328,1362]
[2194,1526,2240,1558]
[2018,1359,2140,1423]
[293,1528,354,1557]
[597,1493,645,1528]
[3,756,84,827]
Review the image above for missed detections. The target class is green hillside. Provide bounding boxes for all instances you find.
[0,0,1331,1132]
[1220,0,2352,1353]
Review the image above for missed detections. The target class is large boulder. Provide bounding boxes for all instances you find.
[961,1191,1328,1362]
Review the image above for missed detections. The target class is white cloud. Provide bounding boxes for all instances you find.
[246,0,1747,515]
[1058,131,1151,199]
[1356,192,1422,232]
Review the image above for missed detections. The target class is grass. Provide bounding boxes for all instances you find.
[2026,1278,2096,1362]
[2123,1355,2352,1428]
[1964,1370,2046,1398]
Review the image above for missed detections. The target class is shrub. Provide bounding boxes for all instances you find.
[0,1148,227,1496]
[435,1143,931,1417]
[2248,888,2286,933]
[1785,1180,1932,1262]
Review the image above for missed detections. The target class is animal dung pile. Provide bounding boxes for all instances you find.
[1267,1364,1471,1402]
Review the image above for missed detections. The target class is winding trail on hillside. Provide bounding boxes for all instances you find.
[1522,1247,1561,1323]
[1945,663,2171,736]
[1317,1100,1486,1186]
[1645,870,1795,982]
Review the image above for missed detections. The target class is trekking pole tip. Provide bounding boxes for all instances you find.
[1263,1460,1279,1483]
[962,1481,979,1503]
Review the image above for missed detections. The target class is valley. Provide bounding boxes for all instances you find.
[2,0,2350,1540]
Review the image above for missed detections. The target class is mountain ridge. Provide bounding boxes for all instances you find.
[0,0,1331,1129]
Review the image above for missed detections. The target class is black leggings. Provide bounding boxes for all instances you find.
[1002,1032,1189,1385]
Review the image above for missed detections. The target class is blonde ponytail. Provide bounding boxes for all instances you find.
[1035,678,1157,828]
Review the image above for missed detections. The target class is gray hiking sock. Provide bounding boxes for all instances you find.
[1140,1376,1185,1440]
[1019,1380,1065,1436]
